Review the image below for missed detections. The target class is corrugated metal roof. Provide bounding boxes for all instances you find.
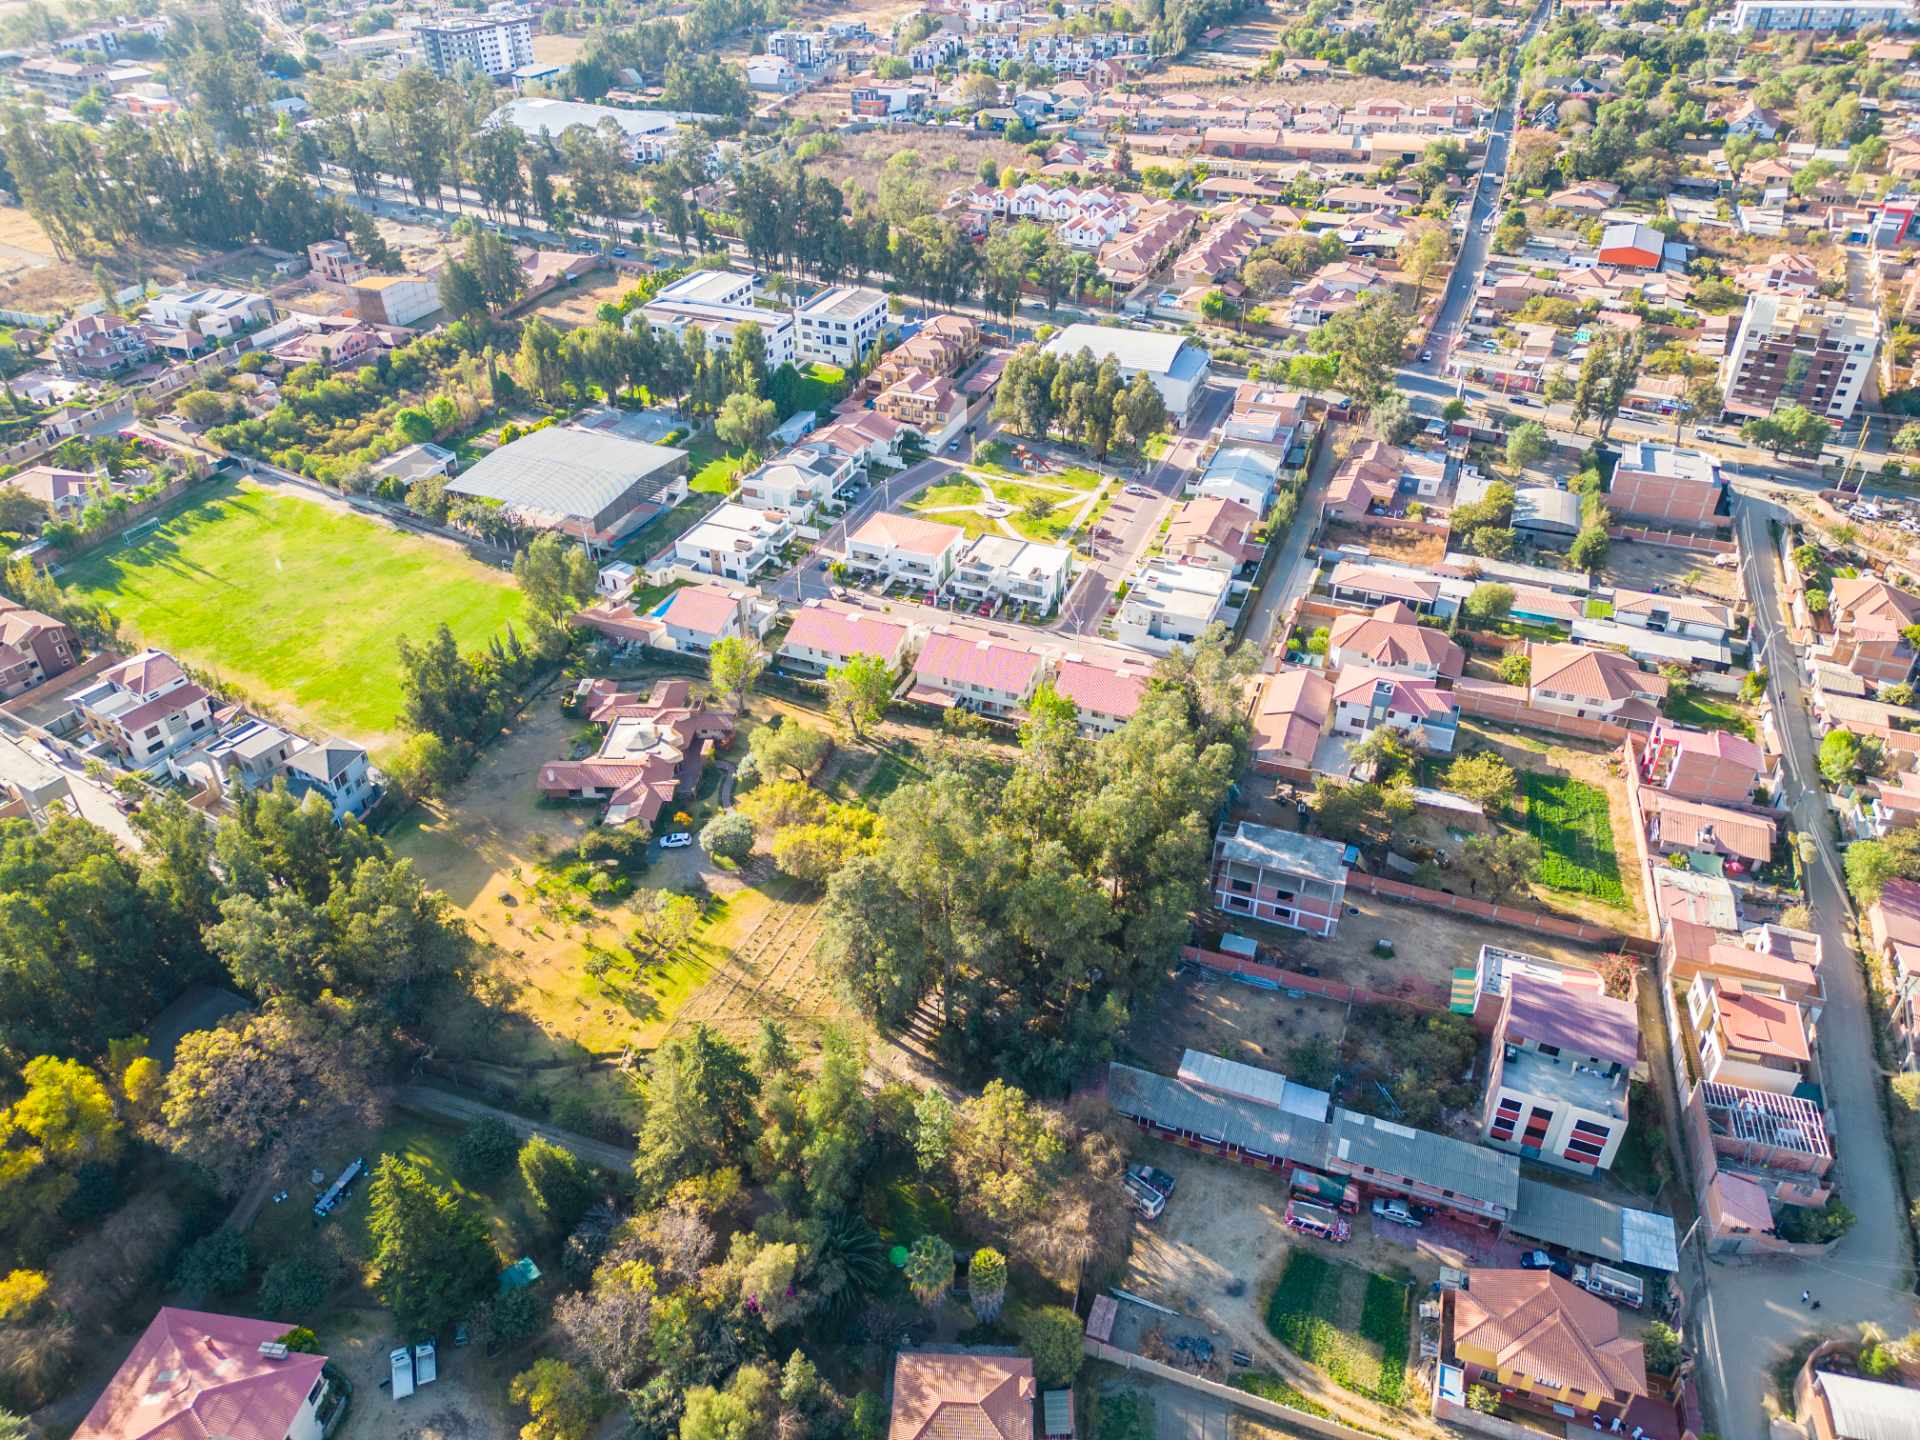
[1508,1179,1678,1272]
[448,426,685,522]
[1177,1049,1330,1122]
[1814,1372,1920,1440]
[1330,1109,1519,1214]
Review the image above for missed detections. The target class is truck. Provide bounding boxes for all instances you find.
[1285,1199,1351,1243]
[1371,1197,1423,1228]
[390,1348,415,1401]
[1121,1172,1165,1219]
[1573,1263,1644,1310]
[1288,1166,1360,1215]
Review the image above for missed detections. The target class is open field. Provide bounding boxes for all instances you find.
[1321,521,1445,568]
[798,128,1035,198]
[531,32,587,63]
[0,205,201,312]
[59,478,527,755]
[530,268,632,328]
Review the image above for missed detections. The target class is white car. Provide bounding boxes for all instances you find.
[1125,484,1152,496]
[660,832,693,849]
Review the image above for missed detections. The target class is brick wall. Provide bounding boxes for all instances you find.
[1453,680,1633,744]
[1342,871,1654,953]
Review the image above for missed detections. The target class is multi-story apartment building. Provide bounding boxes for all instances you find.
[1481,974,1636,1174]
[1605,443,1728,527]
[635,270,796,368]
[794,285,886,366]
[1721,294,1879,426]
[306,240,368,284]
[1721,0,1915,28]
[875,370,967,442]
[1208,820,1349,935]
[846,513,968,589]
[872,315,981,389]
[0,602,78,698]
[1868,876,1920,1070]
[416,10,534,77]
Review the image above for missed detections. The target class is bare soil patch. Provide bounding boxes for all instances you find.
[531,269,634,329]
[802,129,1036,199]
[1601,537,1743,605]
[1321,521,1446,568]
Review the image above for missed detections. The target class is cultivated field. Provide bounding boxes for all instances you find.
[59,478,528,754]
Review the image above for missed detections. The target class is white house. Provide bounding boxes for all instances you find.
[737,444,855,523]
[144,287,273,339]
[846,513,968,589]
[778,604,912,675]
[672,503,793,580]
[909,628,1045,716]
[1329,665,1460,753]
[636,270,797,368]
[1113,560,1232,653]
[948,534,1074,613]
[1040,323,1210,423]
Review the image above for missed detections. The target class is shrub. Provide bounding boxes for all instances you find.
[171,1228,251,1303]
[518,1137,596,1233]
[701,810,755,862]
[1013,1305,1083,1387]
[257,1247,344,1318]
[455,1117,520,1182]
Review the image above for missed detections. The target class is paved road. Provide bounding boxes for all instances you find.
[1683,494,1919,1440]
[1241,426,1339,657]
[394,1083,638,1172]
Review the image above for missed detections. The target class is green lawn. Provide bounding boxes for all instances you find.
[59,479,528,755]
[905,469,1110,546]
[1663,689,1757,740]
[684,430,747,495]
[1521,771,1628,906]
[1265,1252,1412,1408]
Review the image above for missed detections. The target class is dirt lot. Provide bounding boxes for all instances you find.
[0,205,201,312]
[1602,537,1743,606]
[531,268,633,328]
[531,32,586,64]
[327,1306,516,1440]
[278,283,358,317]
[1321,521,1446,568]
[802,128,1036,199]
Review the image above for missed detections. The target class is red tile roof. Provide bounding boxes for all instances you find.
[783,606,909,663]
[1529,643,1668,704]
[1644,792,1775,863]
[1052,658,1149,719]
[658,585,743,639]
[852,512,968,557]
[1451,1272,1647,1402]
[914,630,1043,696]
[75,1308,327,1440]
[889,1354,1035,1440]
[1328,604,1464,677]
[1713,981,1810,1063]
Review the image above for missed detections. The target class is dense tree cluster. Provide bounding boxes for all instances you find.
[991,346,1170,459]
[820,629,1251,1089]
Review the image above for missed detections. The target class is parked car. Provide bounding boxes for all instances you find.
[1419,350,1433,363]
[660,832,693,849]
[1125,484,1151,496]
[1129,1163,1177,1198]
[1371,1197,1423,1228]
[1518,1250,1572,1276]
[1122,1172,1165,1219]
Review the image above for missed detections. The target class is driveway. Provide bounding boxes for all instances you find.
[1683,494,1919,1440]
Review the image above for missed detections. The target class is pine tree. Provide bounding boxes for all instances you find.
[367,1156,497,1333]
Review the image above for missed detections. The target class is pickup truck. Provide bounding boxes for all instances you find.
[1371,1198,1424,1228]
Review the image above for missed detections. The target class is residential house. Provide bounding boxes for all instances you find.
[1223,383,1307,446]
[3,466,101,520]
[746,54,799,90]
[1868,876,1920,1070]
[1640,720,1767,804]
[1051,656,1150,735]
[272,321,382,371]
[876,369,968,443]
[1825,577,1920,684]
[1194,444,1285,514]
[1734,251,1822,295]
[846,513,968,589]
[1164,497,1262,572]
[777,605,911,676]
[1725,99,1783,139]
[849,83,930,118]
[1606,443,1728,527]
[0,602,78,698]
[1666,916,1826,1013]
[1327,602,1464,680]
[1686,973,1813,1094]
[73,1308,345,1440]
[672,504,793,580]
[1114,560,1232,653]
[283,737,376,819]
[1327,561,1448,615]
[1481,972,1637,1174]
[810,412,906,470]
[574,584,757,654]
[52,313,151,378]
[948,535,1074,612]
[1549,181,1620,213]
[1446,1272,1649,1428]
[1209,820,1349,935]
[1329,665,1460,752]
[1249,668,1331,776]
[538,678,734,827]
[308,240,367,284]
[449,427,688,553]
[71,649,214,768]
[1527,642,1668,723]
[908,628,1045,715]
[887,1354,1033,1440]
[1643,791,1777,868]
[871,315,982,388]
[1611,589,1734,641]
[145,287,273,340]
[350,274,440,328]
[367,443,456,489]
[736,444,854,523]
